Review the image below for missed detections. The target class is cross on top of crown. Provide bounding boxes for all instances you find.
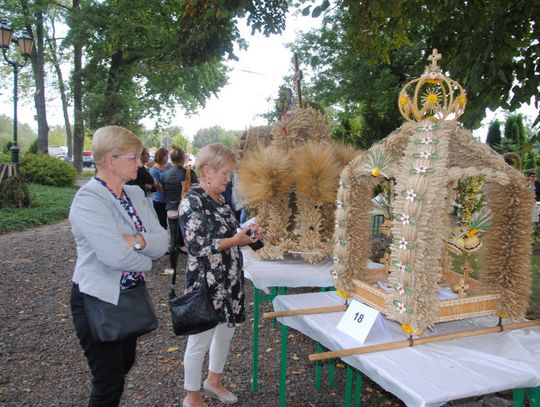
[428,48,442,68]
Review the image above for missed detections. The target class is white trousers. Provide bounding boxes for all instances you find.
[183,323,236,391]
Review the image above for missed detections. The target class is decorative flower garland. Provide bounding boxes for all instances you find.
[387,121,451,335]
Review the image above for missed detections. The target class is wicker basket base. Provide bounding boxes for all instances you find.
[351,278,500,323]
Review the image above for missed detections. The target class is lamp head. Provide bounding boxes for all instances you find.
[0,19,13,49]
[17,30,33,57]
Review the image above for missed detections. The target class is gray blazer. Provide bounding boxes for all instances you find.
[69,178,168,304]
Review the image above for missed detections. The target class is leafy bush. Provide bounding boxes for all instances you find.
[3,140,13,154]
[27,139,38,154]
[0,152,10,163]
[19,153,77,187]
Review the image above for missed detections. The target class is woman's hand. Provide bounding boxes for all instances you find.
[123,233,146,250]
[235,227,261,247]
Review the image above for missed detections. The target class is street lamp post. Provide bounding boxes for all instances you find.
[0,19,34,167]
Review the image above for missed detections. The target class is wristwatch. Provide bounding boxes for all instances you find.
[133,234,143,251]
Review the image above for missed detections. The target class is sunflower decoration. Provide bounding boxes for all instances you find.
[421,87,441,112]
[364,148,391,178]
[447,206,492,255]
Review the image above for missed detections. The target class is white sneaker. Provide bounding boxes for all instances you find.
[163,268,174,275]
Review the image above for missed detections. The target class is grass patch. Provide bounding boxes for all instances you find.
[80,169,96,177]
[0,183,77,234]
[528,256,540,319]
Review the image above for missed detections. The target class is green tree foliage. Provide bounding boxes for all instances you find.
[523,149,539,171]
[192,125,225,149]
[291,0,540,137]
[48,125,67,146]
[69,0,288,131]
[486,120,502,147]
[289,12,422,146]
[219,130,243,149]
[0,114,37,152]
[504,114,527,146]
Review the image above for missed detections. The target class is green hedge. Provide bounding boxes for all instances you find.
[19,153,77,187]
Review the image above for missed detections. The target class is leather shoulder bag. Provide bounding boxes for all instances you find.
[84,283,158,344]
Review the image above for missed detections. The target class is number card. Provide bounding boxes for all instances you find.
[336,300,392,344]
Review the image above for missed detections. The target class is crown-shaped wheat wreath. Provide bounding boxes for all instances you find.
[398,49,467,122]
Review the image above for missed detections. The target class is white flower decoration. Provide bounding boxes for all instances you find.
[421,136,433,144]
[397,302,407,314]
[336,200,343,209]
[399,238,408,250]
[415,165,427,174]
[396,284,405,295]
[401,214,410,225]
[335,238,341,246]
[421,121,433,131]
[396,262,406,272]
[420,150,431,159]
[406,189,417,202]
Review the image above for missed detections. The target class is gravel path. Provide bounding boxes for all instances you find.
[0,221,514,406]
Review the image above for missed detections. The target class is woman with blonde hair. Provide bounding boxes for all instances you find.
[69,125,168,406]
[179,143,262,407]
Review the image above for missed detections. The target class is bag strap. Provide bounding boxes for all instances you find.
[171,190,207,286]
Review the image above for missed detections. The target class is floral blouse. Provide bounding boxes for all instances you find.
[178,187,244,326]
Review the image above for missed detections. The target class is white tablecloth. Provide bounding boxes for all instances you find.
[242,248,334,293]
[273,291,540,407]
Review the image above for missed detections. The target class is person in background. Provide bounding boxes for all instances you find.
[528,171,540,202]
[149,147,169,229]
[69,125,168,406]
[230,171,246,223]
[126,147,156,197]
[162,145,198,274]
[179,143,262,407]
[528,171,540,223]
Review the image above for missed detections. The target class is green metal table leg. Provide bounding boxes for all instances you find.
[251,286,261,394]
[328,358,335,388]
[272,287,279,328]
[527,387,540,406]
[513,388,525,407]
[279,322,289,407]
[345,365,353,407]
[354,370,362,407]
[315,343,323,390]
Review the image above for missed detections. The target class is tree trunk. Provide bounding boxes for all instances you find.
[24,0,49,154]
[72,0,84,173]
[102,50,124,125]
[46,28,73,158]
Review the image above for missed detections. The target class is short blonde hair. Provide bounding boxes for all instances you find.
[196,143,236,182]
[92,125,143,168]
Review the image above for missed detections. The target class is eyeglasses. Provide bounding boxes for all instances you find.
[112,154,141,162]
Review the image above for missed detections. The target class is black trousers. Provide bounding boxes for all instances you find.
[153,200,168,229]
[167,216,185,271]
[71,285,137,407]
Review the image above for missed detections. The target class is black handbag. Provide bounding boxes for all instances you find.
[169,262,218,336]
[84,283,158,344]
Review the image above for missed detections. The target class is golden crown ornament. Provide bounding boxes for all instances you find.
[398,49,467,122]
